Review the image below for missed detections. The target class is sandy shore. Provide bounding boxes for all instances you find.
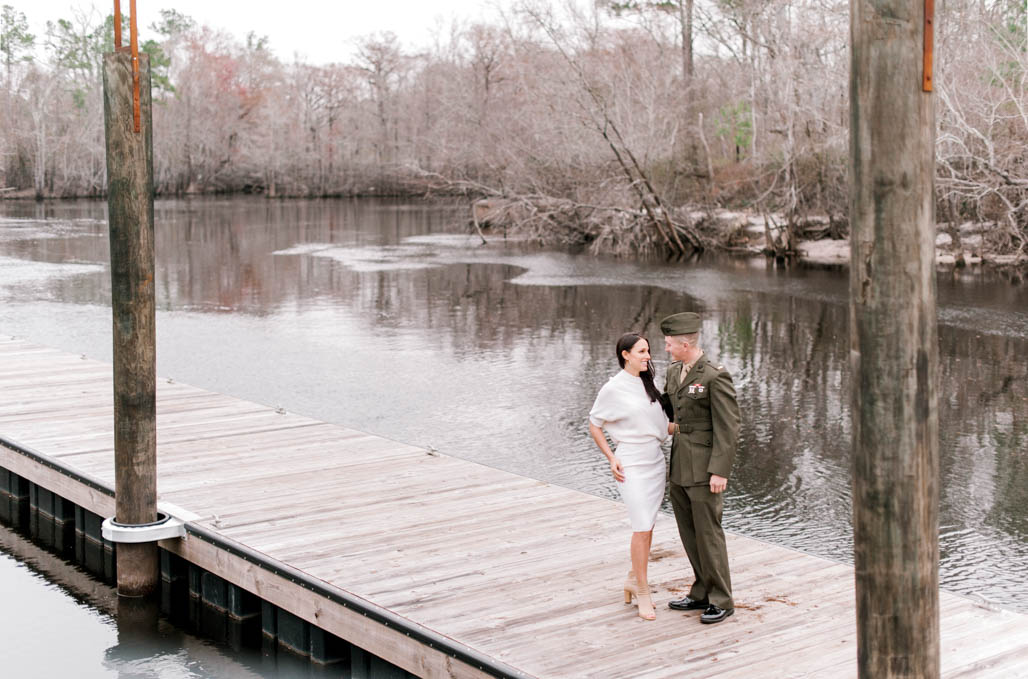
[720,210,1026,269]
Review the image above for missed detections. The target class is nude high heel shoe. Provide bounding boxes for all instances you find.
[623,570,638,604]
[624,571,656,620]
[635,583,656,620]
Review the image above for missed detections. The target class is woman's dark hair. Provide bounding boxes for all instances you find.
[616,333,663,405]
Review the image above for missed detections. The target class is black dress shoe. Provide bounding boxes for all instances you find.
[699,604,734,624]
[668,596,708,611]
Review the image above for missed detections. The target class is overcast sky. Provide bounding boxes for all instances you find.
[14,1,501,64]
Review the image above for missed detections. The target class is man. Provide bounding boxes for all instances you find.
[660,312,741,624]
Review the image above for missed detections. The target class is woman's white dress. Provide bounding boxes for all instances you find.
[589,370,669,531]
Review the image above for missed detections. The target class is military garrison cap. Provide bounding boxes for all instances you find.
[660,312,701,335]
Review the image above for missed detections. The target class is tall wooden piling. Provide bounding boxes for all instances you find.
[103,50,158,597]
[849,2,940,678]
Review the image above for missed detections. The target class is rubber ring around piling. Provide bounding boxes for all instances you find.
[102,511,186,543]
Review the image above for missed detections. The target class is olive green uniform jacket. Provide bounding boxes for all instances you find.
[665,353,741,609]
[665,354,741,486]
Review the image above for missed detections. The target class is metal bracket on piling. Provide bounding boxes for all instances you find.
[102,511,185,543]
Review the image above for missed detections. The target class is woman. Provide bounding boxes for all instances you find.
[588,333,670,620]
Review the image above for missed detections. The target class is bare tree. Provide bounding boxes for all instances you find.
[936,0,1028,254]
[354,32,404,165]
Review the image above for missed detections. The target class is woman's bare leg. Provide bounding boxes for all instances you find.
[631,529,655,619]
[631,531,652,585]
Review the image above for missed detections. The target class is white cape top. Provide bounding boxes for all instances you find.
[588,370,669,446]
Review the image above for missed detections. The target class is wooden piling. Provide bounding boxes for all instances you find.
[103,50,158,597]
[849,2,940,678]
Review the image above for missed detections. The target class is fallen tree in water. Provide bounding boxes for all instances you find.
[413,169,706,256]
[465,193,838,259]
[466,195,1027,271]
[469,195,706,255]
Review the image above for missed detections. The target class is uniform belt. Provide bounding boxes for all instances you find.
[677,422,712,433]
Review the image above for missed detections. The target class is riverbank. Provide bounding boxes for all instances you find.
[472,198,1028,271]
[796,238,1026,269]
[0,169,440,202]
[723,211,1027,270]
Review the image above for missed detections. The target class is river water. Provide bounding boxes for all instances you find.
[1,197,1026,674]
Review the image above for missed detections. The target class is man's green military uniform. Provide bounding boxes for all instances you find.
[662,314,741,612]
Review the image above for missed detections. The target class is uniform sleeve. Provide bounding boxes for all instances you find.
[708,368,741,478]
[588,382,619,428]
[657,406,671,443]
[659,392,674,422]
[662,363,679,422]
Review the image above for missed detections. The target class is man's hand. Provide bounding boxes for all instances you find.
[668,422,676,435]
[709,474,727,494]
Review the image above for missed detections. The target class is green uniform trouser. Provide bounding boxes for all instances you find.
[669,482,733,610]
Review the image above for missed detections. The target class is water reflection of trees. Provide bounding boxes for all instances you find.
[1,199,464,311]
[716,301,1028,593]
[153,199,462,314]
[347,264,703,351]
[938,331,1028,539]
[715,297,853,554]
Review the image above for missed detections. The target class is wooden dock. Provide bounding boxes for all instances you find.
[1,336,1026,678]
